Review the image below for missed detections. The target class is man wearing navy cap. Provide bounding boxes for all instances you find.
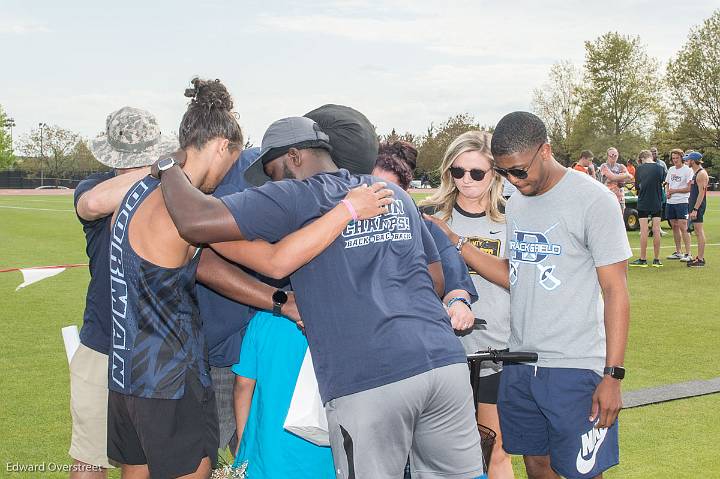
[685,151,709,267]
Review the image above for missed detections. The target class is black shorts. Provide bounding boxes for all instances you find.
[107,372,218,478]
[637,209,661,219]
[476,370,502,405]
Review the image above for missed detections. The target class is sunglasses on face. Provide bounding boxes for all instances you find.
[449,166,487,181]
[493,143,543,180]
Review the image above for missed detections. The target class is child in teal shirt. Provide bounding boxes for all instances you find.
[232,310,335,478]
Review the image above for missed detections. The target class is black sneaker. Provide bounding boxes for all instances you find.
[687,257,706,267]
[652,259,663,268]
[630,259,648,267]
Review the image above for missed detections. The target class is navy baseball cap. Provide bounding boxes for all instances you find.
[683,151,703,163]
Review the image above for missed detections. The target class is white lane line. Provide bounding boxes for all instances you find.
[0,205,75,212]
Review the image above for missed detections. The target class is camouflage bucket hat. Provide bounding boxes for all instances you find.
[89,106,179,168]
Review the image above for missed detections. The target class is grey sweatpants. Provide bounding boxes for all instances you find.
[325,363,484,479]
[210,366,237,452]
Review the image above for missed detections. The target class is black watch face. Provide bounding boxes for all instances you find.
[272,290,288,304]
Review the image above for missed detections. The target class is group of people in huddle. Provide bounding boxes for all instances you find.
[68,78,631,479]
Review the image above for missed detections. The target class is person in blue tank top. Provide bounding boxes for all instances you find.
[154,116,486,479]
[108,79,393,479]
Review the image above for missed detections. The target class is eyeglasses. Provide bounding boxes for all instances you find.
[449,166,488,181]
[493,143,543,180]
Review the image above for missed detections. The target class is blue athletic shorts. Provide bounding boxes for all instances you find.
[666,203,689,221]
[497,365,619,479]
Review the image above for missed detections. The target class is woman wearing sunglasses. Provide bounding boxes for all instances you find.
[420,131,514,479]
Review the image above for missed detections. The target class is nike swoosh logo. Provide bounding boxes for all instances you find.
[489,230,501,234]
[576,427,608,474]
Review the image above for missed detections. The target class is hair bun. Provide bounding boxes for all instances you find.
[185,77,234,111]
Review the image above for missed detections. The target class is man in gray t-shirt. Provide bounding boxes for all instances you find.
[460,112,631,479]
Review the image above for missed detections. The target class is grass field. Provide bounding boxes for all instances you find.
[1,194,718,478]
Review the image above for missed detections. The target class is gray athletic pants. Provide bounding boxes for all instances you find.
[325,363,484,479]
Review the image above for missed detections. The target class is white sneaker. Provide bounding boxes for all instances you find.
[680,254,693,262]
[666,252,683,260]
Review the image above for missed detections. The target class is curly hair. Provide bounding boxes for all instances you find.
[375,141,417,190]
[179,77,243,151]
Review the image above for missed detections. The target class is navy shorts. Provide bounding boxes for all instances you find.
[666,203,689,221]
[497,365,619,479]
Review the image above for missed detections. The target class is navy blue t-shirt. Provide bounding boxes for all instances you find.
[74,171,115,354]
[424,219,478,301]
[221,169,467,403]
[197,148,263,368]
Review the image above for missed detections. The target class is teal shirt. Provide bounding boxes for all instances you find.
[232,311,335,478]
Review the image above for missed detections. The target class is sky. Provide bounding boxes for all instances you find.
[2,0,719,149]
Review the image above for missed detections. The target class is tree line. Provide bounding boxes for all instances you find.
[2,10,719,182]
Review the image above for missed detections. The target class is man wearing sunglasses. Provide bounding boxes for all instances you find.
[447,112,631,479]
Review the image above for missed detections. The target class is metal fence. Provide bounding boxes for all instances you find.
[0,170,103,189]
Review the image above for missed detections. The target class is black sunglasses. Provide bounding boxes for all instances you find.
[449,166,488,181]
[493,143,544,180]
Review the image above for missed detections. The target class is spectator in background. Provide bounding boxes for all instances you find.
[420,131,515,479]
[630,150,665,268]
[664,149,693,262]
[600,147,633,211]
[651,146,668,176]
[686,151,709,267]
[626,158,637,182]
[574,150,596,178]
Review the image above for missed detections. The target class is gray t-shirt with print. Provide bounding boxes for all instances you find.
[506,170,632,375]
[446,206,511,376]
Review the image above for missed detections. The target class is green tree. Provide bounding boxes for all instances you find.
[0,105,16,169]
[667,9,720,148]
[18,125,81,178]
[531,60,583,163]
[582,32,660,138]
[72,140,108,172]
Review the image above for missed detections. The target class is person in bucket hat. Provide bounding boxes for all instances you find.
[89,106,178,168]
[69,106,177,478]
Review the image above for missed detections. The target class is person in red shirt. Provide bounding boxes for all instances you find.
[573,150,596,178]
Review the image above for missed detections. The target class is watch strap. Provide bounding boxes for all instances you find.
[447,297,471,309]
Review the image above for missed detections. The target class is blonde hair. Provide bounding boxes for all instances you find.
[419,130,506,223]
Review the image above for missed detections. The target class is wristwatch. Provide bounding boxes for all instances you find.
[603,366,625,380]
[157,157,177,178]
[272,289,288,316]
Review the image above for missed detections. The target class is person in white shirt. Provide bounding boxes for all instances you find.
[664,149,693,261]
